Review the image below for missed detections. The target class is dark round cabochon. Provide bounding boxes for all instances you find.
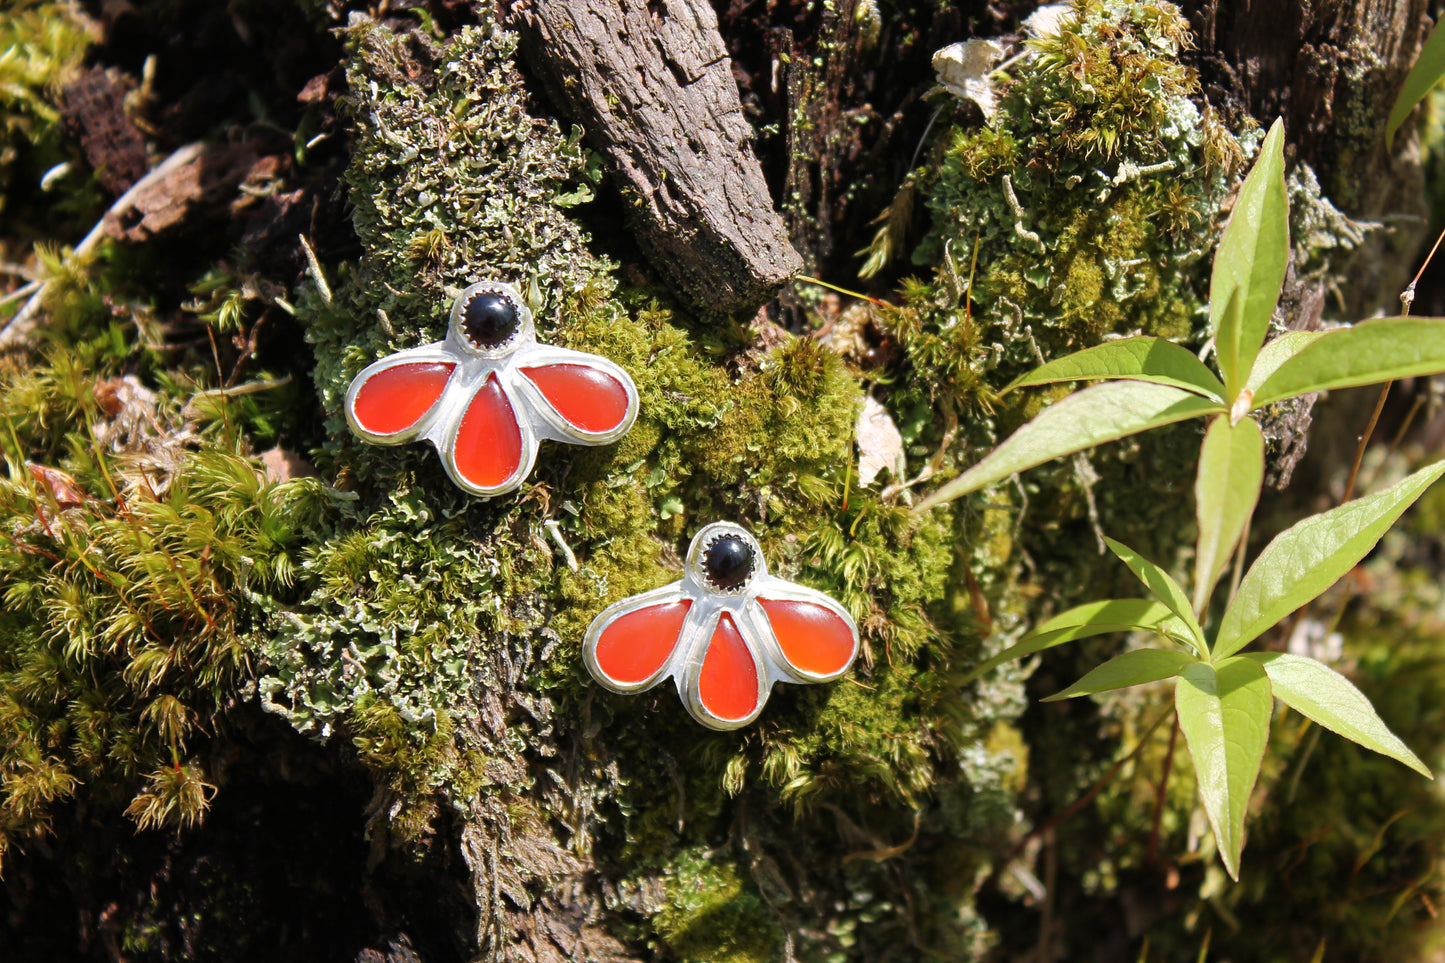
[704,534,754,590]
[462,291,519,348]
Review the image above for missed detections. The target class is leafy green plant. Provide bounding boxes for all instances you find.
[963,468,1438,878]
[918,120,1445,516]
[918,118,1445,877]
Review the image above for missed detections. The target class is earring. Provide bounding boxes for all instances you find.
[584,523,860,730]
[345,281,639,498]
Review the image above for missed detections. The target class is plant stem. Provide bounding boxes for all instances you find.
[793,274,886,306]
[991,706,1173,887]
[1342,384,1389,504]
[1147,718,1180,865]
[1343,222,1445,502]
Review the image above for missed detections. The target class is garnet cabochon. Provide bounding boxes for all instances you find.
[451,374,523,489]
[520,364,631,434]
[758,599,856,676]
[351,362,456,436]
[593,599,693,685]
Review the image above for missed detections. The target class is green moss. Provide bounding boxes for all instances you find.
[881,0,1233,433]
[654,849,783,963]
[950,127,1018,181]
[0,335,334,859]
[0,1,95,222]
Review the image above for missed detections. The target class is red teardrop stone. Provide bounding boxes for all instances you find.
[520,364,630,434]
[452,374,523,489]
[698,613,759,721]
[759,599,855,676]
[352,362,455,435]
[593,599,692,685]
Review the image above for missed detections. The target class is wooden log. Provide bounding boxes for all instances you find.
[503,0,803,314]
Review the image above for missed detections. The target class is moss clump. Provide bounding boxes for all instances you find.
[653,849,784,963]
[0,1,95,224]
[0,335,332,860]
[884,0,1237,421]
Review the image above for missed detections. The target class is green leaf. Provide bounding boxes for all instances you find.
[1211,119,1288,399]
[1104,537,1207,655]
[1244,330,1324,395]
[1175,657,1273,881]
[960,599,1175,684]
[1043,648,1196,701]
[1215,459,1445,657]
[1005,337,1226,401]
[1252,318,1445,407]
[1244,652,1432,777]
[1192,416,1265,614]
[914,382,1223,512]
[1387,18,1445,149]
[1030,598,1179,639]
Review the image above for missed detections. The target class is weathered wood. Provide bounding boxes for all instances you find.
[503,0,802,314]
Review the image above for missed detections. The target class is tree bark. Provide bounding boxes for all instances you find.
[1188,0,1432,485]
[1189,0,1432,308]
[503,0,803,314]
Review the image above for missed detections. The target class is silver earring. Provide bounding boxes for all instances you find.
[584,523,860,730]
[345,281,639,498]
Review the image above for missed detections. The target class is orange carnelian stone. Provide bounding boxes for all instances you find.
[453,374,522,488]
[759,599,854,676]
[520,364,630,434]
[594,600,692,684]
[353,362,454,435]
[698,613,758,720]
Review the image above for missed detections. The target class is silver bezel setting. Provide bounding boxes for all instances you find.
[344,281,640,499]
[583,522,861,730]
